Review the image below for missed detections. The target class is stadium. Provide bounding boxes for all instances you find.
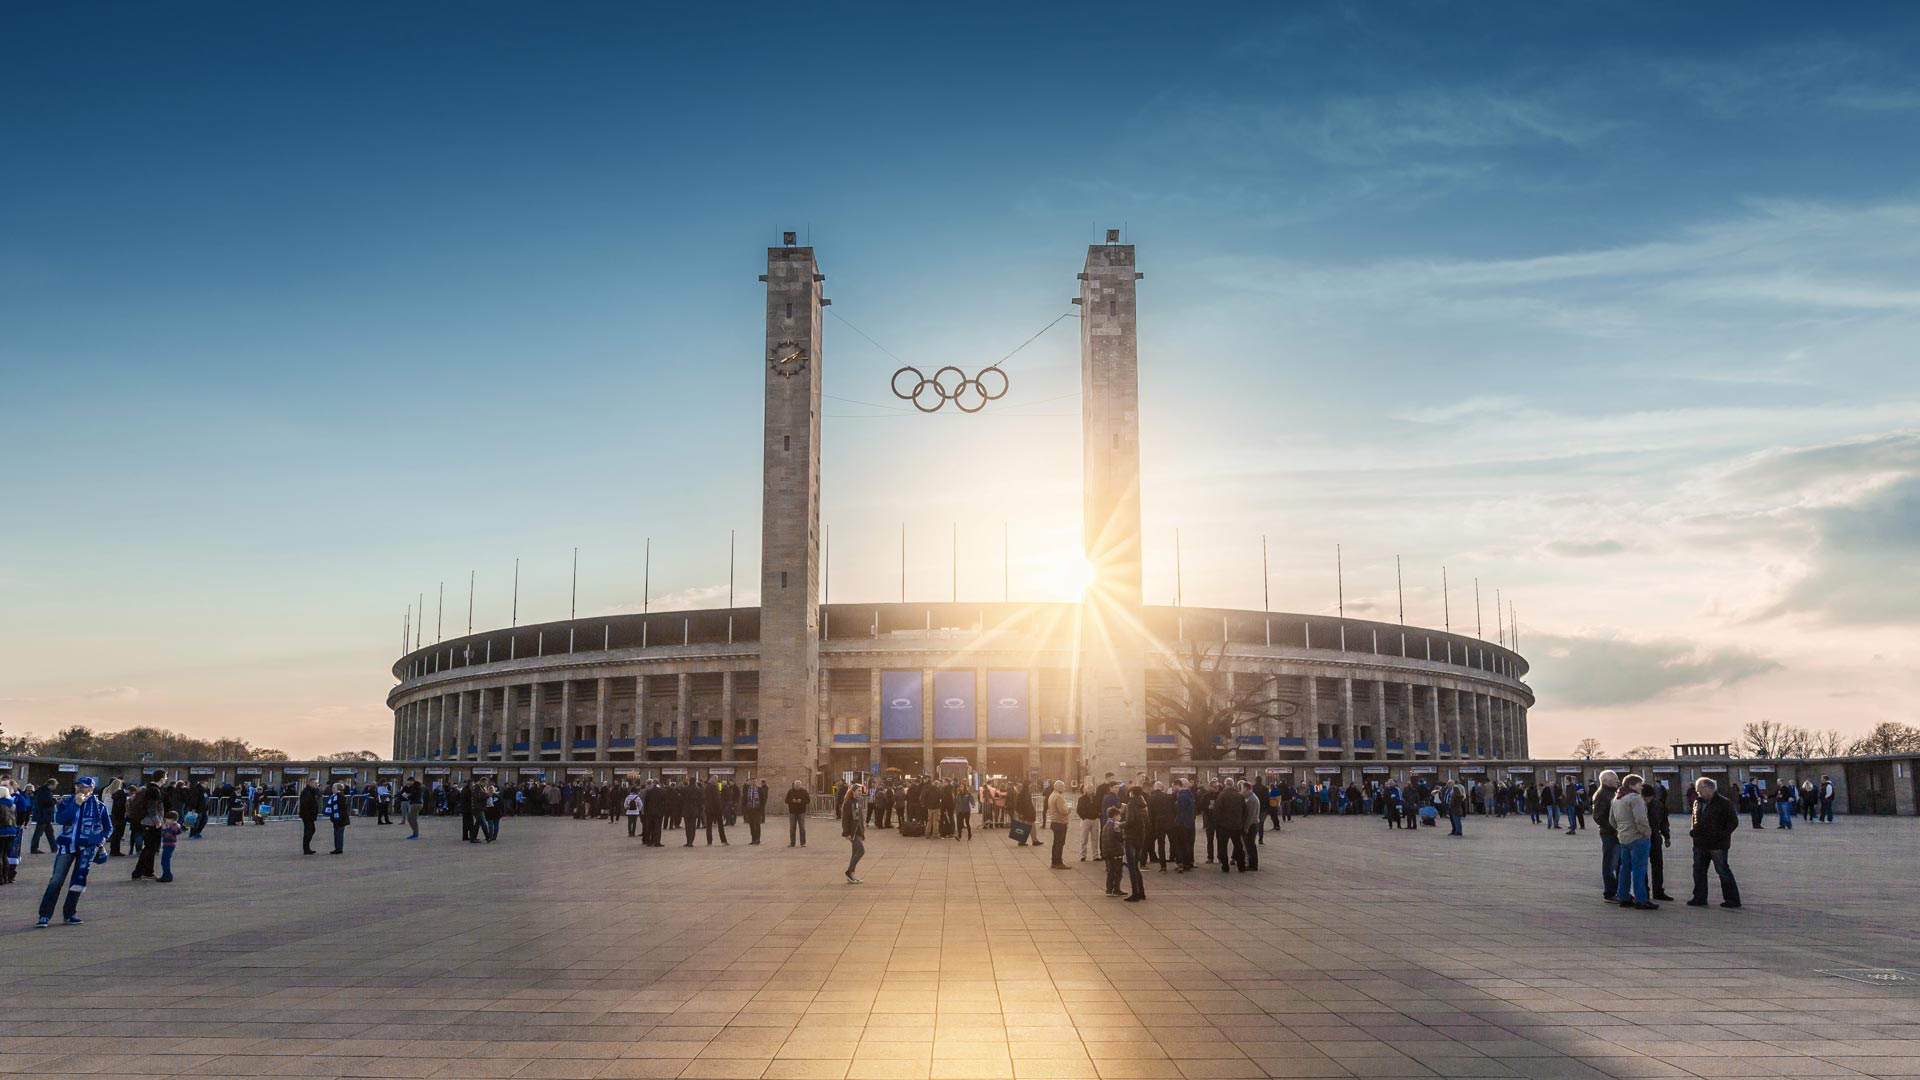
[387,236,1534,791]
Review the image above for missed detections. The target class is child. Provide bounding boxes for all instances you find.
[158,811,183,882]
[1100,806,1125,897]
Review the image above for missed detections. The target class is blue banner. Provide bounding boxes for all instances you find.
[986,670,1029,739]
[933,670,975,740]
[880,670,923,740]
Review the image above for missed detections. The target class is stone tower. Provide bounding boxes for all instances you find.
[1077,235,1148,780]
[759,238,823,788]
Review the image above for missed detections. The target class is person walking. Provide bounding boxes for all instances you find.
[952,782,973,840]
[401,777,422,839]
[1543,781,1561,830]
[1687,777,1742,908]
[298,778,321,855]
[1046,781,1071,868]
[0,781,19,885]
[1172,778,1196,871]
[1819,775,1836,822]
[1240,781,1262,870]
[841,782,867,884]
[625,788,643,837]
[1012,780,1039,849]
[1148,782,1175,870]
[1592,770,1621,902]
[325,783,351,854]
[130,774,164,880]
[108,781,129,857]
[29,780,58,855]
[36,776,117,927]
[1447,781,1467,837]
[1610,774,1657,910]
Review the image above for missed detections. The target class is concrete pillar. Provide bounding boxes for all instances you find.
[869,668,882,776]
[499,686,515,761]
[1339,678,1355,759]
[596,677,610,762]
[676,673,691,762]
[974,668,988,776]
[721,671,736,760]
[455,691,469,761]
[1446,689,1463,760]
[1426,686,1441,759]
[560,681,576,764]
[1372,679,1386,757]
[476,688,493,760]
[1401,683,1416,760]
[527,682,542,758]
[1306,677,1321,761]
[921,666,936,776]
[633,675,647,750]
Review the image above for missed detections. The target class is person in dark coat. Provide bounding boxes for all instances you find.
[1210,781,1245,871]
[462,782,484,843]
[702,782,727,845]
[785,781,810,847]
[1147,783,1175,870]
[1646,780,1675,901]
[297,778,321,855]
[1687,778,1741,908]
[108,782,129,856]
[1172,779,1196,871]
[29,781,57,855]
[682,779,703,846]
[130,775,164,879]
[742,779,768,845]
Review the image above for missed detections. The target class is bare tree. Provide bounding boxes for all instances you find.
[1146,642,1290,761]
[1740,719,1794,758]
[1573,737,1604,760]
[1850,722,1920,756]
[1624,745,1667,759]
[317,750,381,762]
[1808,729,1849,757]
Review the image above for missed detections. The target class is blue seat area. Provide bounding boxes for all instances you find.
[691,735,722,746]
[1413,742,1430,752]
[831,733,870,744]
[1278,737,1306,746]
[1146,734,1178,745]
[540,740,561,750]
[735,735,757,745]
[609,738,636,748]
[512,742,530,752]
[1354,739,1375,749]
[1236,735,1265,745]
[1386,740,1404,750]
[1318,738,1342,748]
[646,737,677,747]
[572,739,597,750]
[487,743,503,753]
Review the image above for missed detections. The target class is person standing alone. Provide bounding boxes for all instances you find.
[130,773,164,880]
[1687,777,1741,908]
[325,783,351,854]
[785,780,810,847]
[298,777,321,855]
[36,776,117,927]
[841,781,867,884]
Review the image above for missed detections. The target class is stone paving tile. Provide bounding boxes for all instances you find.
[2,814,1919,1078]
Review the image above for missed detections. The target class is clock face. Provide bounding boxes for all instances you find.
[768,340,809,378]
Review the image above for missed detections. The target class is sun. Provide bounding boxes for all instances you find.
[1039,552,1098,599]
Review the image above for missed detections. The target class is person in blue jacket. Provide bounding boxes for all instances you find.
[37,775,120,927]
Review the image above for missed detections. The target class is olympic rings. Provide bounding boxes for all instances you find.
[890,365,1012,413]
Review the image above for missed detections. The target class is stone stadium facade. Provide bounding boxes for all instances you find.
[387,237,1533,789]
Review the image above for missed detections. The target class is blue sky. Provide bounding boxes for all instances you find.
[5,2,1919,756]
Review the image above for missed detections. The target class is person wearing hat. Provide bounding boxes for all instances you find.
[37,776,119,927]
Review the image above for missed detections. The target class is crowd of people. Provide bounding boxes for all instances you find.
[0,761,1843,925]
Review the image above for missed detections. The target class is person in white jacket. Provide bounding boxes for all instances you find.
[1610,775,1658,910]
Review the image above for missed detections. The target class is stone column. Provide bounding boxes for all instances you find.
[633,675,647,751]
[1401,683,1416,761]
[1372,679,1386,757]
[560,681,576,765]
[868,668,882,776]
[921,666,936,776]
[1339,678,1355,760]
[975,668,989,777]
[476,688,493,760]
[527,682,541,760]
[455,691,470,761]
[676,673,691,762]
[596,677,611,762]
[1426,686,1441,759]
[721,671,736,761]
[500,686,515,761]
[1306,677,1321,761]
[1446,689,1463,760]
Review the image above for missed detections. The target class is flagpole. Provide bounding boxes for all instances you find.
[1261,535,1269,612]
[510,559,519,627]
[1396,555,1404,624]
[728,530,735,609]
[570,547,578,620]
[467,571,475,636]
[1175,528,1183,606]
[436,583,443,643]
[1474,577,1482,639]
[1336,544,1343,618]
[642,540,649,613]
[1441,566,1449,632]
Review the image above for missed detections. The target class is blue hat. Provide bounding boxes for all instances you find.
[75,775,97,789]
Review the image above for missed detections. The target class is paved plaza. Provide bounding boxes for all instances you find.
[4,811,1919,1079]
